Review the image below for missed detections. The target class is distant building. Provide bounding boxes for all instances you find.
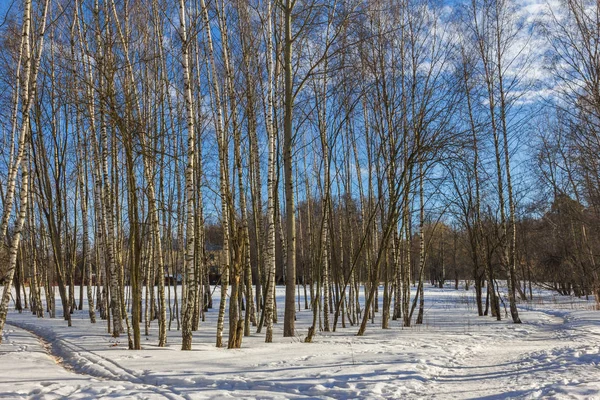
[205,243,225,285]
[161,242,225,285]
[164,273,182,285]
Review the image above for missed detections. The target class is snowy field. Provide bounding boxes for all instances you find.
[1,284,600,399]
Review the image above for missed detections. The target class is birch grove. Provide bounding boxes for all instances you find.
[1,0,600,350]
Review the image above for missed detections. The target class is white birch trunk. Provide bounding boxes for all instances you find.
[263,0,277,343]
[0,145,30,342]
[178,0,198,351]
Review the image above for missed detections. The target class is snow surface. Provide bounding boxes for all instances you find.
[2,284,600,399]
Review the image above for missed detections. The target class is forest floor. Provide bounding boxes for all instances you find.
[1,284,599,399]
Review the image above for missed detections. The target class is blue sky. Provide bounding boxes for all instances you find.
[0,0,18,29]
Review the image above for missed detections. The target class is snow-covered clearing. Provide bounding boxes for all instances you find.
[2,285,600,399]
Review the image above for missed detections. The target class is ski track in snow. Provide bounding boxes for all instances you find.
[2,286,600,399]
[0,324,173,399]
[2,321,188,399]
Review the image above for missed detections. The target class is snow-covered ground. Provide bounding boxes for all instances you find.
[1,284,599,399]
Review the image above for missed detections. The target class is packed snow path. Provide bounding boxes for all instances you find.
[1,286,599,399]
